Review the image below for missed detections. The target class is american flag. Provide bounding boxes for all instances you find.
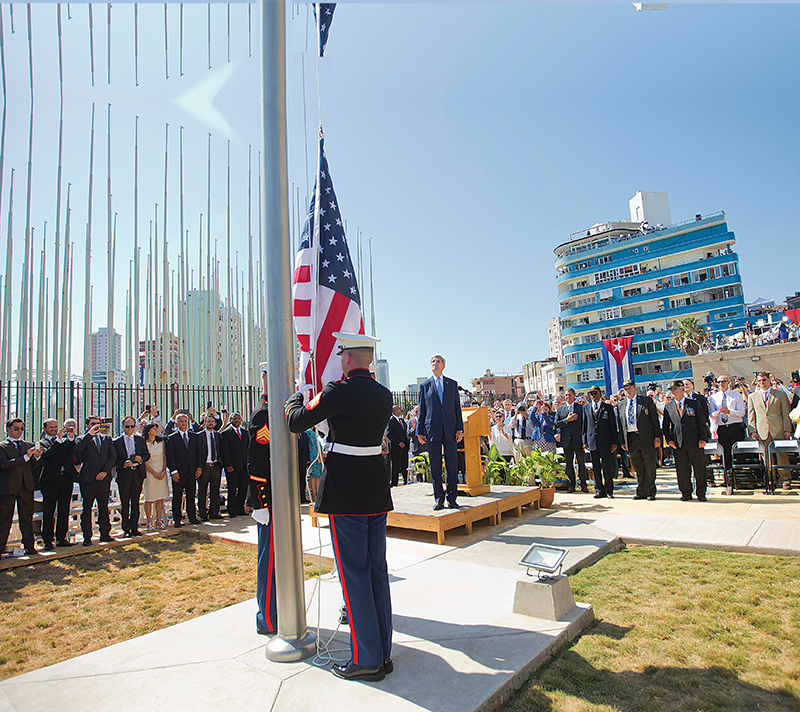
[313,3,336,57]
[292,135,364,395]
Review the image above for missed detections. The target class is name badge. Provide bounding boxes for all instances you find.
[644,408,649,416]
[686,408,695,416]
[601,412,608,419]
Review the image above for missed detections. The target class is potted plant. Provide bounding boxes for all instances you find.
[528,450,565,508]
[482,444,510,485]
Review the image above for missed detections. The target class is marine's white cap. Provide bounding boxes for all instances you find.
[332,332,380,354]
[259,361,268,373]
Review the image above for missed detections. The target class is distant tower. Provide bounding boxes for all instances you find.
[376,358,390,390]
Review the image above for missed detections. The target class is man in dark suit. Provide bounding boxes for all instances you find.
[113,416,150,537]
[0,418,43,555]
[73,415,117,545]
[618,380,662,501]
[220,412,250,517]
[662,380,710,501]
[37,419,77,549]
[417,354,464,510]
[195,414,223,520]
[165,414,200,527]
[555,388,588,493]
[582,386,619,498]
[386,405,409,487]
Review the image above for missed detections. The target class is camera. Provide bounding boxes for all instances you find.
[703,371,715,387]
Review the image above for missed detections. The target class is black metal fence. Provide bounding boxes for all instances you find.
[0,381,260,439]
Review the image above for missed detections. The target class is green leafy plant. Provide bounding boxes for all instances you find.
[670,315,708,356]
[410,453,431,482]
[529,449,566,488]
[482,444,510,485]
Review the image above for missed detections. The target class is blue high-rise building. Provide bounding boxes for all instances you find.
[554,192,747,391]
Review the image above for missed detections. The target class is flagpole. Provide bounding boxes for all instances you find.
[261,0,316,663]
[83,104,95,387]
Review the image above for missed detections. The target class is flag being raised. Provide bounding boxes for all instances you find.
[292,134,365,396]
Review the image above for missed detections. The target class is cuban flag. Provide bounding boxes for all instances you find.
[292,132,364,397]
[601,337,634,396]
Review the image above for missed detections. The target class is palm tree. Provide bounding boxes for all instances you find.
[670,316,707,356]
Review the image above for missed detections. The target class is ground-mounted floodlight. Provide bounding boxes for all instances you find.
[519,544,568,581]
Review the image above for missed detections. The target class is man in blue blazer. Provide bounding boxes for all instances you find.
[417,354,463,510]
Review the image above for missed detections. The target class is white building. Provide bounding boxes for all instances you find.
[548,317,563,360]
[90,327,122,373]
[375,358,390,389]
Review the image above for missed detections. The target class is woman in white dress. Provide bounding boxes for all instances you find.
[142,423,170,530]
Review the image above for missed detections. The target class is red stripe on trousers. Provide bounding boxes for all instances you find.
[264,521,276,633]
[329,515,358,664]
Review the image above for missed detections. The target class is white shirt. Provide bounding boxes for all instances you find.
[205,429,216,463]
[623,395,638,432]
[490,423,513,456]
[709,388,745,425]
[124,433,136,457]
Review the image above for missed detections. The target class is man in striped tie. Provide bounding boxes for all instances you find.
[662,381,710,501]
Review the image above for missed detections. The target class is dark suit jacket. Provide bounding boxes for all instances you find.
[165,430,199,481]
[554,402,585,447]
[417,375,463,442]
[617,394,661,449]
[73,432,116,484]
[689,391,710,424]
[220,426,249,471]
[37,437,76,488]
[113,434,150,482]
[194,428,222,469]
[582,402,619,451]
[662,397,710,450]
[386,416,409,451]
[0,439,40,495]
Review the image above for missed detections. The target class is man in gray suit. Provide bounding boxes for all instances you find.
[618,380,662,501]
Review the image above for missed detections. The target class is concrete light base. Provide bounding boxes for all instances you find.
[513,575,577,621]
[264,630,318,662]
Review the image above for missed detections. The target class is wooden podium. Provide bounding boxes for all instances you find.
[456,406,491,496]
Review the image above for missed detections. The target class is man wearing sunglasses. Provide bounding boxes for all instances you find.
[747,371,794,490]
[113,416,151,537]
[0,418,43,555]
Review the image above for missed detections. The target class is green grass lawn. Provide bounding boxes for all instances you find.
[0,534,326,681]
[504,546,800,712]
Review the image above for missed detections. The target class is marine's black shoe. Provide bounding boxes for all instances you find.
[331,661,385,681]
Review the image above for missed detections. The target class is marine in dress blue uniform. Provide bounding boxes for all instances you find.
[285,332,394,682]
[248,369,277,635]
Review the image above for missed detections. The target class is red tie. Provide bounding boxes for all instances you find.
[236,429,242,441]
[677,401,683,417]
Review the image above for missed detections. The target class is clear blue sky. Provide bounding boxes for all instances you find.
[292,2,799,390]
[1,3,797,393]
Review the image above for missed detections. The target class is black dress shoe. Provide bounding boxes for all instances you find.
[647,495,656,501]
[228,513,237,519]
[331,661,385,682]
[24,548,39,556]
[199,517,209,522]
[383,657,394,675]
[83,540,92,547]
[56,540,73,547]
[607,493,614,499]
[580,486,590,493]
[593,493,607,499]
[209,514,223,520]
[432,502,444,511]
[44,542,55,551]
[99,535,115,542]
[680,495,692,502]
[189,519,201,525]
[446,501,460,509]
[174,522,183,528]
[697,495,707,502]
[567,488,576,493]
[632,495,646,500]
[130,530,143,536]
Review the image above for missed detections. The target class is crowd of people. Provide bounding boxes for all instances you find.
[472,371,800,500]
[0,397,325,557]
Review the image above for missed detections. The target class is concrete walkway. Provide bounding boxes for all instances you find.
[1,471,798,712]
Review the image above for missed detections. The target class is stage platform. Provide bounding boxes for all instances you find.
[310,483,541,545]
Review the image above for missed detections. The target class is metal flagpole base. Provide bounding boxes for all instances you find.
[264,631,318,662]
